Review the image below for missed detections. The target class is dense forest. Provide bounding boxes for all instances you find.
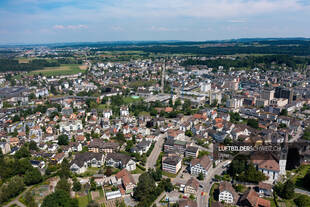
[180,55,310,70]
[0,58,82,72]
[82,39,310,56]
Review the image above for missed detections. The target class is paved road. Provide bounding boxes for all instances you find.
[204,161,230,207]
[146,133,165,170]
[171,160,229,207]
[153,192,166,206]
[295,188,310,196]
[3,186,32,207]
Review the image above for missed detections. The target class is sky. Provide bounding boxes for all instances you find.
[0,0,310,44]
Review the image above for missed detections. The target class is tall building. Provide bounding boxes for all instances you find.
[261,89,275,101]
[275,87,294,104]
[200,79,211,92]
[226,98,243,109]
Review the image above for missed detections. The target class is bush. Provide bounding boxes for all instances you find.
[294,195,310,207]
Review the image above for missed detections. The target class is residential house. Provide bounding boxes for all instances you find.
[88,139,119,153]
[258,182,273,197]
[162,155,182,174]
[164,139,187,154]
[69,142,82,152]
[52,152,65,164]
[115,169,136,194]
[9,137,19,147]
[0,142,11,154]
[218,181,239,204]
[70,152,105,174]
[184,177,199,195]
[120,106,129,116]
[105,153,136,171]
[29,126,43,142]
[59,120,83,133]
[131,140,152,155]
[239,189,270,207]
[185,146,199,158]
[103,109,113,119]
[190,155,211,176]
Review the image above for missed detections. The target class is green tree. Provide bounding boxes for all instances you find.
[185,130,193,137]
[280,109,288,116]
[133,172,156,201]
[58,134,69,145]
[247,119,259,129]
[0,176,25,203]
[90,177,96,191]
[41,190,78,207]
[15,145,31,159]
[56,178,71,193]
[29,140,38,151]
[24,167,42,185]
[282,180,295,199]
[24,191,37,207]
[59,158,70,178]
[302,170,310,190]
[29,93,36,100]
[72,178,81,192]
[198,172,204,181]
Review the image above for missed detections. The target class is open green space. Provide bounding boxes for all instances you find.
[29,64,86,76]
[290,165,310,189]
[78,195,89,207]
[162,171,177,178]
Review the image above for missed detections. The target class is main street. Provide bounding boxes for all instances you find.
[146,133,166,170]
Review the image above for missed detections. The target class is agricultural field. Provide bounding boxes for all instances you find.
[29,64,87,76]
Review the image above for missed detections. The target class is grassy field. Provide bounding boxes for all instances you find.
[78,167,99,177]
[162,171,177,178]
[78,195,89,207]
[290,164,310,189]
[265,197,277,207]
[123,96,142,104]
[29,64,87,76]
[130,166,145,174]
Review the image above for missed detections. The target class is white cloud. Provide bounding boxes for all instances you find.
[149,26,187,32]
[53,25,65,29]
[228,19,247,23]
[111,26,124,31]
[53,24,88,30]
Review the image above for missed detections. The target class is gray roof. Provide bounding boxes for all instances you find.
[71,152,104,168]
[106,153,131,165]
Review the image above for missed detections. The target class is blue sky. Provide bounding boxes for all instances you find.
[0,0,310,44]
